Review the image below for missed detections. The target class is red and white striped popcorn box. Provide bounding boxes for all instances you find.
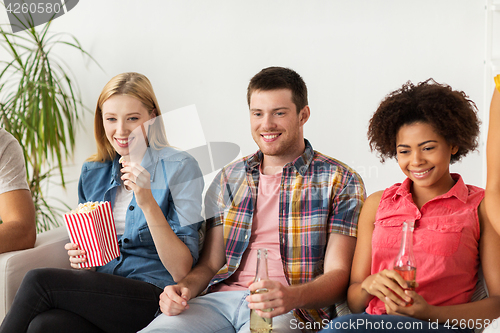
[63,201,120,268]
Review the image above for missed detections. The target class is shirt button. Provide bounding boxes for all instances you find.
[245,234,248,239]
[129,206,135,211]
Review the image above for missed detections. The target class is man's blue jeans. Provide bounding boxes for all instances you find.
[140,290,299,333]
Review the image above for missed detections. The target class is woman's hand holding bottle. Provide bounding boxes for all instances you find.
[383,286,432,320]
[361,269,412,307]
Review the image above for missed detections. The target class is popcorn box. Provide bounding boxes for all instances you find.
[63,201,120,268]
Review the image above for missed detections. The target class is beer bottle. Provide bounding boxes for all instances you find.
[250,248,272,333]
[393,221,417,306]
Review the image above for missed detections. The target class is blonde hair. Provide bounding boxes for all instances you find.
[88,72,169,162]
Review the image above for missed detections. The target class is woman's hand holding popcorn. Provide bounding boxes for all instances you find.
[64,243,92,270]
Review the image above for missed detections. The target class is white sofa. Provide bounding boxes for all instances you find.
[0,226,70,321]
[0,225,490,332]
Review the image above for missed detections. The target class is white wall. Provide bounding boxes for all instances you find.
[0,0,491,211]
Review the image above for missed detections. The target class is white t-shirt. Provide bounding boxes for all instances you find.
[113,184,133,235]
[0,128,29,195]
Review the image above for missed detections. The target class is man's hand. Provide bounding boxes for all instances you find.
[246,280,297,318]
[159,284,192,316]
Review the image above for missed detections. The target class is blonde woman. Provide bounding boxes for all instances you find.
[0,73,204,333]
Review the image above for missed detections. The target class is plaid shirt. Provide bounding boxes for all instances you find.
[205,139,365,327]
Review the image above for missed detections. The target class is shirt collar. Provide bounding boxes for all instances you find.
[246,139,314,177]
[394,173,468,203]
[111,156,121,185]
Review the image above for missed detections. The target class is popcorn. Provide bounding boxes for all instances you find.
[69,201,105,214]
[64,201,120,268]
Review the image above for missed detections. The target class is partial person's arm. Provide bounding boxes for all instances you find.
[346,191,379,312]
[290,232,356,309]
[0,189,36,254]
[346,191,410,313]
[135,188,194,282]
[485,81,500,235]
[158,169,228,316]
[0,132,36,254]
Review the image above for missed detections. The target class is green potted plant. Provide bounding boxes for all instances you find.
[0,19,98,232]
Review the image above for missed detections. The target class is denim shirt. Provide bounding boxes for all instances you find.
[78,146,204,289]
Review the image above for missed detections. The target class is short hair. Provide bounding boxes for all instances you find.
[247,67,308,113]
[89,72,169,162]
[368,79,480,164]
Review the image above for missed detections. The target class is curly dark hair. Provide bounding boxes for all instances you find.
[368,79,480,164]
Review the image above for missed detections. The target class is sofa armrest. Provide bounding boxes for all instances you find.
[0,226,70,320]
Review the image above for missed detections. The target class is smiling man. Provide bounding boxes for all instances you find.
[141,67,366,333]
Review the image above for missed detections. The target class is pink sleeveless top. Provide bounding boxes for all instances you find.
[366,174,484,315]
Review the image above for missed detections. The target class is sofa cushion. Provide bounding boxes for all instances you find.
[0,227,70,320]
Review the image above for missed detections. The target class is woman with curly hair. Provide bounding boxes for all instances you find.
[321,79,500,332]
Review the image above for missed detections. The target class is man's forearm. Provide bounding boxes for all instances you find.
[290,268,350,310]
[179,264,220,298]
[290,232,356,310]
[180,224,226,298]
